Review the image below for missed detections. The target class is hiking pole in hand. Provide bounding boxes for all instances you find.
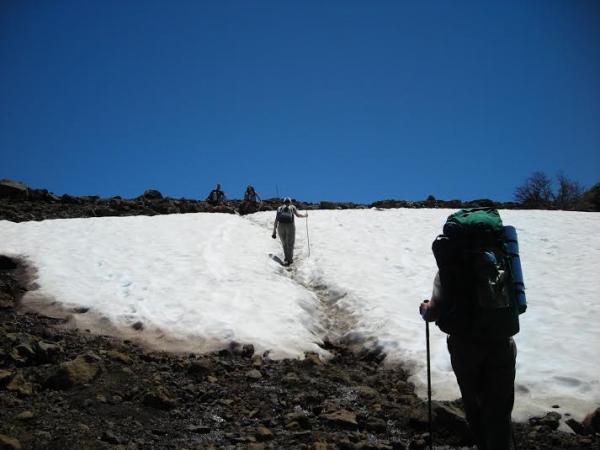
[305,215,311,258]
[424,300,433,450]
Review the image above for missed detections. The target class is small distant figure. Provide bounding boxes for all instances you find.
[206,184,226,206]
[239,185,262,215]
[272,197,307,266]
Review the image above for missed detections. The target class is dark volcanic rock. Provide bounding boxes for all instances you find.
[188,358,212,376]
[464,198,496,208]
[0,292,15,310]
[583,407,600,433]
[0,434,21,450]
[0,369,13,386]
[141,189,163,200]
[143,387,178,410]
[35,340,63,363]
[101,430,122,444]
[45,354,101,389]
[433,401,470,441]
[106,350,131,365]
[6,372,33,397]
[321,409,358,429]
[529,411,561,431]
[319,201,339,210]
[27,188,52,202]
[246,369,263,380]
[0,180,28,200]
[567,417,590,435]
[60,193,80,204]
[0,256,18,271]
[2,180,574,224]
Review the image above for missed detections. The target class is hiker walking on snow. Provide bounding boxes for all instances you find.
[272,197,307,266]
[419,208,526,450]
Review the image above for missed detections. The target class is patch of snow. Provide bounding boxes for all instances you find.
[1,208,599,421]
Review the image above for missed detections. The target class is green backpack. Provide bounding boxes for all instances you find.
[432,208,520,339]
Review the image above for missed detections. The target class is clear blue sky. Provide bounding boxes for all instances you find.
[1,1,599,203]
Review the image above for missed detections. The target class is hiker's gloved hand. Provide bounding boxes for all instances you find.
[419,300,436,322]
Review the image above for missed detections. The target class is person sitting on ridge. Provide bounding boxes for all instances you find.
[239,185,262,215]
[271,197,307,266]
[206,183,226,206]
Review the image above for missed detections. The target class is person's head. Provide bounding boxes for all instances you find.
[216,183,222,190]
[247,185,254,193]
[284,197,291,205]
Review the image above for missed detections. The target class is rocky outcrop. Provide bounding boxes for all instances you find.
[141,189,163,200]
[0,180,245,222]
[1,179,559,224]
[0,434,21,450]
[583,407,600,433]
[142,387,178,410]
[45,354,101,389]
[0,180,28,200]
[321,409,359,429]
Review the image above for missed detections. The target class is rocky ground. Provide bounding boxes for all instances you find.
[1,180,600,449]
[0,179,525,223]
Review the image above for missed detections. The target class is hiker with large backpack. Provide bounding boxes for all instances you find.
[271,197,308,266]
[206,184,226,206]
[419,208,527,450]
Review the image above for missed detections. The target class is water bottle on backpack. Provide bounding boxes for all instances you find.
[503,225,527,314]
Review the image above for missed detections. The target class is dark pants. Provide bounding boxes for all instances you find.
[447,335,517,450]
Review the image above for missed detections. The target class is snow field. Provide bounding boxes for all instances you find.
[0,214,324,358]
[1,208,599,422]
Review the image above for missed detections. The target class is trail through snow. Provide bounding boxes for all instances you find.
[1,208,599,423]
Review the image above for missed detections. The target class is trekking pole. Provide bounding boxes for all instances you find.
[424,301,433,450]
[305,215,311,258]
